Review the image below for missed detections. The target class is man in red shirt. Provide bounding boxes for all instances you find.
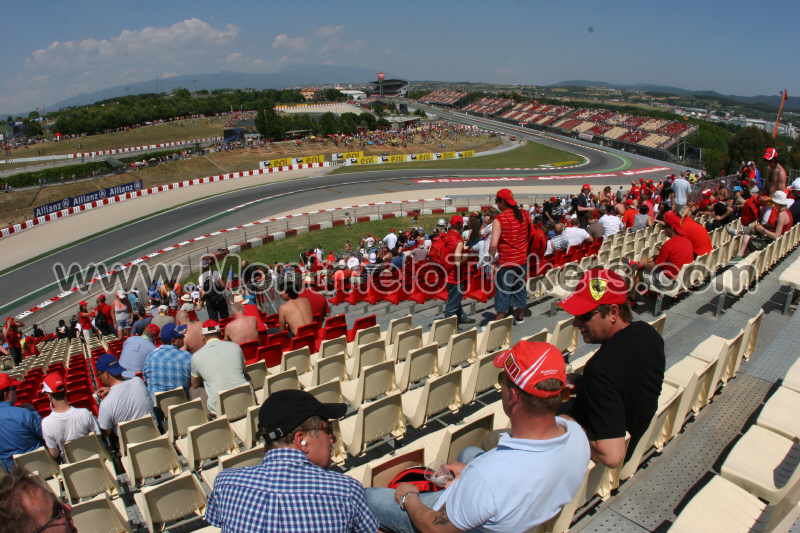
[528,215,548,275]
[435,215,475,325]
[299,281,329,323]
[622,200,637,228]
[94,294,115,336]
[2,319,22,366]
[639,211,694,284]
[680,214,712,257]
[490,189,531,323]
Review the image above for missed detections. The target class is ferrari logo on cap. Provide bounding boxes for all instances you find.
[589,279,607,301]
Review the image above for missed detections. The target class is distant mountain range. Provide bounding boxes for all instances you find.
[44,64,388,111]
[547,80,799,112]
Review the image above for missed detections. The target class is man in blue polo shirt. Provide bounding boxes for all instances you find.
[0,373,44,471]
[366,340,590,533]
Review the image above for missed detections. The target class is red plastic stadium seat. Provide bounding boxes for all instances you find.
[289,334,316,354]
[324,314,347,329]
[239,341,260,365]
[347,314,376,343]
[295,322,320,340]
[257,346,283,369]
[265,331,290,352]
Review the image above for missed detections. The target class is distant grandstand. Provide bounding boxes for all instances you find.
[274,103,365,116]
[419,89,468,107]
[455,98,697,153]
[368,78,409,97]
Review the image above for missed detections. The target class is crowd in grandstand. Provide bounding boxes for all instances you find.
[2,145,800,531]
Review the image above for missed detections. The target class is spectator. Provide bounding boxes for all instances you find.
[367,340,589,533]
[206,389,377,532]
[55,320,69,339]
[435,215,474,326]
[764,147,787,195]
[789,178,800,224]
[559,269,664,467]
[149,305,174,329]
[735,190,795,257]
[118,323,158,378]
[182,320,205,353]
[383,228,399,251]
[632,205,651,231]
[96,354,153,436]
[2,320,22,366]
[31,324,44,338]
[77,301,93,343]
[598,204,624,237]
[586,211,604,240]
[0,373,43,471]
[621,200,637,229]
[191,320,247,416]
[299,281,330,323]
[93,294,115,336]
[671,173,691,212]
[639,211,694,284]
[112,290,132,337]
[143,323,192,402]
[575,184,593,228]
[40,372,99,460]
[0,467,77,532]
[489,189,530,323]
[130,308,153,335]
[199,263,229,321]
[680,212,712,257]
[276,275,314,336]
[224,299,259,344]
[562,224,593,248]
[546,223,569,254]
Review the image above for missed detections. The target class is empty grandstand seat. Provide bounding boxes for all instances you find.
[756,386,800,441]
[402,369,463,429]
[478,316,513,355]
[438,328,478,371]
[133,472,208,532]
[350,325,382,349]
[347,339,387,377]
[218,383,256,428]
[279,346,312,375]
[382,315,413,346]
[348,314,377,342]
[71,494,131,533]
[295,322,320,339]
[13,447,61,494]
[425,316,457,348]
[342,360,398,405]
[461,351,503,404]
[118,416,160,456]
[299,352,348,389]
[244,361,268,395]
[264,331,290,351]
[664,355,714,414]
[201,445,266,488]
[548,317,578,355]
[63,433,111,464]
[324,314,347,329]
[307,379,348,407]
[320,335,348,359]
[175,416,237,472]
[166,399,208,442]
[720,424,800,504]
[121,435,182,488]
[258,345,283,368]
[390,327,423,362]
[264,368,301,396]
[288,334,316,354]
[60,455,120,504]
[519,328,549,344]
[338,392,406,457]
[395,344,440,391]
[239,341,260,365]
[316,325,347,352]
[155,387,188,419]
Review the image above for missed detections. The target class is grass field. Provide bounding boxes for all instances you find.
[331,141,583,174]
[3,117,228,160]
[182,215,442,284]
[0,135,502,226]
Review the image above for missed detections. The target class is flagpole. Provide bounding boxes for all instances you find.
[772,89,788,139]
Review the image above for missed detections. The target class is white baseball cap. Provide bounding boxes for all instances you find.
[790,178,800,191]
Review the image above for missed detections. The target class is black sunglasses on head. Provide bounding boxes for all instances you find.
[35,500,75,533]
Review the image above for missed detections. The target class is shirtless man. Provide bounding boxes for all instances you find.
[224,301,259,344]
[764,147,787,195]
[277,275,313,336]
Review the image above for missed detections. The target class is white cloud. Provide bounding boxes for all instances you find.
[26,18,238,70]
[314,25,344,39]
[272,33,309,51]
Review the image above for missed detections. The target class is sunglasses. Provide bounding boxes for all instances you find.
[35,500,75,533]
[574,309,600,323]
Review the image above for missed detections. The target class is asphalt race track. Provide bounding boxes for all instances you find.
[0,114,692,320]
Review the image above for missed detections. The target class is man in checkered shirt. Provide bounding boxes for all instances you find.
[205,389,378,532]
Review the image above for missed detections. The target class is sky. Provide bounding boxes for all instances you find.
[1,0,798,114]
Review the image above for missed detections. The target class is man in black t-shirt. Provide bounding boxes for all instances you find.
[576,185,592,228]
[559,269,665,468]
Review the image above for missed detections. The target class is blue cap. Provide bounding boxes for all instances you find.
[96,353,126,376]
[160,323,186,343]
[734,186,743,192]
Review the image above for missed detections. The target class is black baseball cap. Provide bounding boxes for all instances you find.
[259,389,346,441]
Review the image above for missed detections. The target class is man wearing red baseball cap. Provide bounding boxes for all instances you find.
[764,147,787,195]
[370,340,589,533]
[0,373,44,471]
[559,269,664,468]
[433,215,475,325]
[40,372,99,459]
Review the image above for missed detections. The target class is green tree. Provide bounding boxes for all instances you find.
[318,112,339,136]
[376,118,391,129]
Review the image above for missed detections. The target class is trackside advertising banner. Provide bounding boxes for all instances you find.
[331,151,364,161]
[259,154,325,168]
[342,150,475,166]
[33,180,143,217]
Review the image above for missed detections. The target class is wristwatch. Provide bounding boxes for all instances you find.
[400,491,418,511]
